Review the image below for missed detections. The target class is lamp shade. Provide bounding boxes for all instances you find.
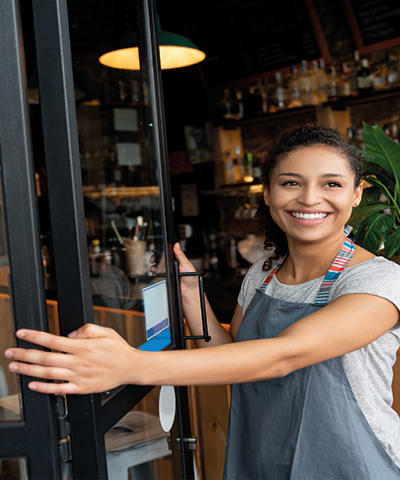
[99,19,205,70]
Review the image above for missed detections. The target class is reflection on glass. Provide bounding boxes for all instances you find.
[68,0,172,352]
[0,458,28,480]
[0,175,22,422]
[105,387,175,480]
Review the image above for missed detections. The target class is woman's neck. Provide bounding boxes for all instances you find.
[276,232,346,285]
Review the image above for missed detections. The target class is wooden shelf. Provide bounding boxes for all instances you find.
[210,87,400,128]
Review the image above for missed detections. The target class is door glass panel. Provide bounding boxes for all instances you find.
[67,0,172,352]
[0,174,22,422]
[0,458,28,480]
[105,387,176,480]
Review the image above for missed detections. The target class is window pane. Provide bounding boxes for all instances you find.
[0,173,22,422]
[67,0,172,352]
[0,458,28,480]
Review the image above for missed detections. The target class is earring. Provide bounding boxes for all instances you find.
[266,199,270,206]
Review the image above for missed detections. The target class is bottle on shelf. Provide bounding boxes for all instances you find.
[372,61,387,91]
[244,152,254,183]
[223,89,234,120]
[233,145,245,183]
[242,84,258,118]
[387,53,399,89]
[224,150,235,184]
[310,60,319,104]
[337,63,352,98]
[326,65,338,100]
[391,122,399,143]
[315,59,328,104]
[350,50,361,96]
[233,90,244,120]
[257,78,269,116]
[269,72,286,113]
[357,59,373,94]
[347,127,355,145]
[299,60,314,105]
[288,65,302,108]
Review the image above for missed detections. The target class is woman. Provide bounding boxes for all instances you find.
[5,123,400,479]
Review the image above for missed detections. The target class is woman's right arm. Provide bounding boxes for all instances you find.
[174,243,243,348]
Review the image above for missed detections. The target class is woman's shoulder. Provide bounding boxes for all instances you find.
[333,255,400,310]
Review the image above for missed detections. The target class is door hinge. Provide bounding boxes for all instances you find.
[55,395,72,462]
[167,436,198,451]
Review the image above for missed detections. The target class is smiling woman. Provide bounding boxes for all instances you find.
[5,123,400,480]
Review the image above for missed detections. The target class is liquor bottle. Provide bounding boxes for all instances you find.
[299,60,313,105]
[288,65,302,108]
[233,90,244,120]
[337,63,352,98]
[391,122,399,143]
[224,150,235,184]
[244,152,254,182]
[310,60,319,104]
[223,89,234,119]
[351,50,361,96]
[387,53,398,89]
[233,145,244,182]
[347,127,355,145]
[258,79,269,115]
[357,59,373,94]
[242,85,258,118]
[269,72,286,112]
[372,61,387,91]
[315,59,328,103]
[326,66,338,100]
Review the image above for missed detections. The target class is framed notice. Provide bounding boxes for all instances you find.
[342,0,400,54]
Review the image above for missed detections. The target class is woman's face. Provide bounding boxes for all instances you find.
[264,146,363,245]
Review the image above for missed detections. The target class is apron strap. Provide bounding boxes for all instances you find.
[314,236,356,305]
[260,235,356,301]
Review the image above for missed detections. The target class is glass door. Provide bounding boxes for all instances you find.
[0,0,196,478]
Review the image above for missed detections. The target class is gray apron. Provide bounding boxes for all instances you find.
[224,241,400,479]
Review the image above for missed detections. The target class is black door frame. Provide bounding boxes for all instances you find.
[30,0,195,478]
[0,0,61,478]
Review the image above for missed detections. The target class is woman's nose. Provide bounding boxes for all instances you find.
[297,186,322,206]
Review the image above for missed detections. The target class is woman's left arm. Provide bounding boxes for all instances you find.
[4,293,399,393]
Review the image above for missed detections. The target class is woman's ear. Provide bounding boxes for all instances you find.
[353,181,363,207]
[263,189,270,206]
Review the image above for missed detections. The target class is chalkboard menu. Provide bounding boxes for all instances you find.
[182,0,329,88]
[343,0,400,54]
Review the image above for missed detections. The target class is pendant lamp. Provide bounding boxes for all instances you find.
[99,18,205,70]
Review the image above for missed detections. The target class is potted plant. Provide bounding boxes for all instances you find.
[349,123,400,264]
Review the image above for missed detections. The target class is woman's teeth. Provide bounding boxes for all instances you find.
[291,212,328,220]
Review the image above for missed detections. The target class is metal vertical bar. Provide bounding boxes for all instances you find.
[0,0,61,478]
[30,0,107,478]
[140,1,195,478]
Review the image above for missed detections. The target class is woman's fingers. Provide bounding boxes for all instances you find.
[27,381,79,395]
[8,361,74,383]
[67,323,114,339]
[14,329,82,354]
[5,347,75,369]
[173,242,196,272]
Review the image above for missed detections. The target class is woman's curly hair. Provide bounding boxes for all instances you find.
[257,122,364,271]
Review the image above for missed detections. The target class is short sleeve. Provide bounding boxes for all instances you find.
[331,257,400,313]
[237,259,271,311]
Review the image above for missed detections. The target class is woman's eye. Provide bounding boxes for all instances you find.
[325,182,342,188]
[282,181,300,186]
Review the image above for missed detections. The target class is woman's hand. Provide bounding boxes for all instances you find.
[173,242,199,297]
[4,324,143,395]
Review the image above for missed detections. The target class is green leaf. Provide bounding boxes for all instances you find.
[354,212,394,254]
[363,164,396,191]
[359,185,382,206]
[384,227,400,258]
[361,175,394,201]
[348,202,390,230]
[362,124,400,185]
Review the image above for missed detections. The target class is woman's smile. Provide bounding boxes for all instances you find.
[266,146,363,243]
